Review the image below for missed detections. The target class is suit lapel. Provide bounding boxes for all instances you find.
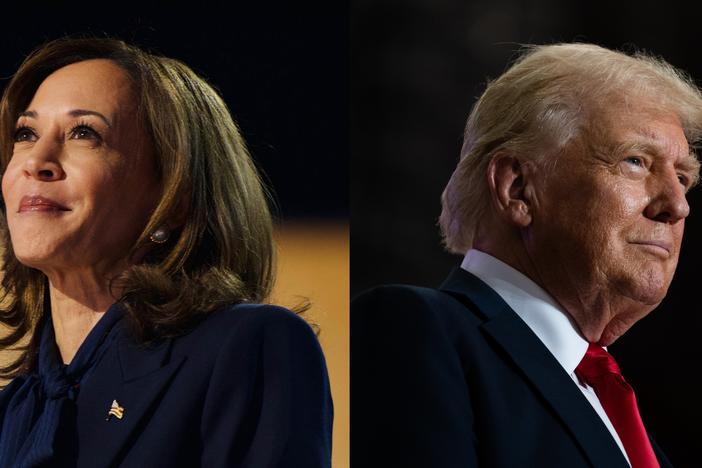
[75,331,186,468]
[441,268,630,468]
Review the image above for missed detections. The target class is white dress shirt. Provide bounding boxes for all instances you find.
[461,249,631,465]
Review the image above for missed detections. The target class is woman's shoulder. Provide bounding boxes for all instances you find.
[169,302,321,361]
[191,302,313,338]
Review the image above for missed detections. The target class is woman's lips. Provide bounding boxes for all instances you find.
[18,195,70,212]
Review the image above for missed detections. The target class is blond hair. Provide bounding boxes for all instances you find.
[439,43,702,254]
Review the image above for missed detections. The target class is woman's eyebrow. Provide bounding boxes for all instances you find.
[17,110,36,119]
[17,109,112,128]
[68,109,112,128]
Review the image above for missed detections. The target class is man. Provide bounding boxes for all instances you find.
[352,43,702,467]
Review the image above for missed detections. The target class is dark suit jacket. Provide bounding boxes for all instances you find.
[54,303,332,467]
[352,268,671,467]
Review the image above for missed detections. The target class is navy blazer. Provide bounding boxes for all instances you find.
[48,303,333,467]
[352,268,671,467]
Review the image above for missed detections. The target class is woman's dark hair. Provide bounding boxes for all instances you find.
[0,37,276,379]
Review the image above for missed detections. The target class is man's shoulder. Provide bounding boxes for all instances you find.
[352,282,484,334]
[353,283,457,310]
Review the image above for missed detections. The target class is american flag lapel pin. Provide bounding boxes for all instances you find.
[106,399,125,421]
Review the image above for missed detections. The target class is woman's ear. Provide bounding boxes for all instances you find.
[486,152,534,227]
[173,197,190,228]
[167,192,191,229]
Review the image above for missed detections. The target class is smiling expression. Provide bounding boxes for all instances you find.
[525,103,698,344]
[2,59,161,277]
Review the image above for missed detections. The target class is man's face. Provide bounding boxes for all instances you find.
[527,103,697,345]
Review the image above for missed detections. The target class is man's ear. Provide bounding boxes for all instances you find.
[486,152,534,227]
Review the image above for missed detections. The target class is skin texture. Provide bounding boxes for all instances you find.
[477,102,698,346]
[2,59,161,363]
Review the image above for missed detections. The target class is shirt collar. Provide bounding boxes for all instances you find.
[461,249,589,374]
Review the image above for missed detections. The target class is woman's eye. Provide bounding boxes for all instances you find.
[13,126,36,143]
[70,124,101,140]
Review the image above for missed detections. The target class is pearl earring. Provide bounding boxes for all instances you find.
[149,227,170,244]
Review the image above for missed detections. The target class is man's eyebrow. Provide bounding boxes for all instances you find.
[619,128,694,162]
[17,109,112,128]
[628,135,702,185]
[678,152,700,174]
[626,128,675,156]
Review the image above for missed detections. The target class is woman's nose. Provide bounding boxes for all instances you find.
[22,140,64,181]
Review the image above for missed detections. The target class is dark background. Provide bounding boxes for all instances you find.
[0,8,350,466]
[0,4,348,220]
[352,1,701,465]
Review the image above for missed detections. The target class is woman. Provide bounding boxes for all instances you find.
[0,37,332,467]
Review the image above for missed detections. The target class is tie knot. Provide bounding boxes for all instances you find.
[573,344,660,467]
[575,343,622,386]
[40,367,74,400]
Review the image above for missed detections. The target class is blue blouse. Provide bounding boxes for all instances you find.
[0,304,124,467]
[0,303,333,467]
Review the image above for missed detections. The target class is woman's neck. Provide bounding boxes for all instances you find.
[48,276,118,365]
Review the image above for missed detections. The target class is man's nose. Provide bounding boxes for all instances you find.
[643,170,690,223]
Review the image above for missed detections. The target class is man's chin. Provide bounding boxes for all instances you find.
[616,268,671,306]
[597,329,623,347]
[597,303,659,346]
[632,286,668,308]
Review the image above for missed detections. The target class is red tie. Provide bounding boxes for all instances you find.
[575,343,659,468]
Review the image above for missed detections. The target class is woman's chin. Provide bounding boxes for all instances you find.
[12,250,59,272]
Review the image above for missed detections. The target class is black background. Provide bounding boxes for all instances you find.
[0,4,348,220]
[352,0,701,465]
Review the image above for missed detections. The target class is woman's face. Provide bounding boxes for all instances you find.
[2,59,161,277]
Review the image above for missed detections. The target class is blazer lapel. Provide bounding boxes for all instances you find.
[75,331,186,468]
[440,268,630,468]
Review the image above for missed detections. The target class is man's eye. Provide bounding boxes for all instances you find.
[625,156,644,167]
[13,126,37,143]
